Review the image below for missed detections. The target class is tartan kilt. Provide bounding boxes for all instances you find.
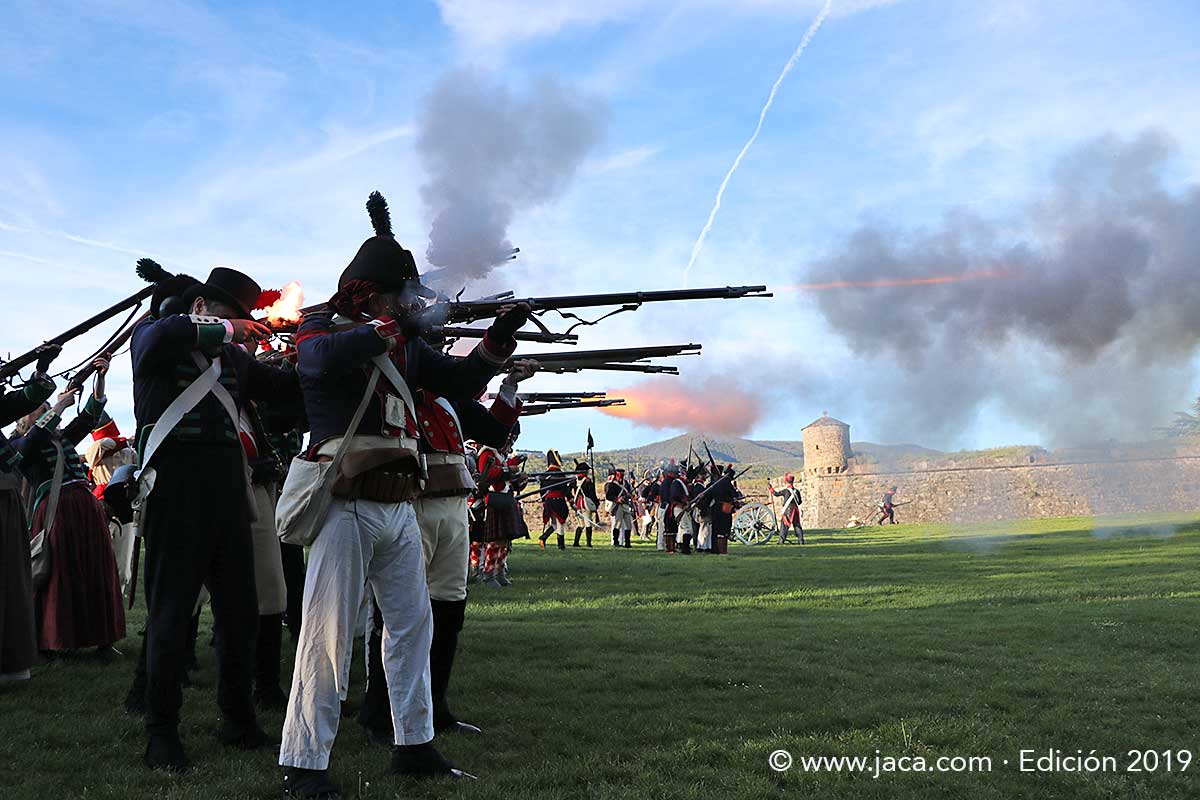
[482,491,529,542]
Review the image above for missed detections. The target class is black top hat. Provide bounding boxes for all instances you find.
[339,191,435,297]
[191,267,261,319]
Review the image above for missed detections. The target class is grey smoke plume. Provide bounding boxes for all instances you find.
[416,69,606,287]
[807,130,1200,447]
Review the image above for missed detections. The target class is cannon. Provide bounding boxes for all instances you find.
[731,502,776,545]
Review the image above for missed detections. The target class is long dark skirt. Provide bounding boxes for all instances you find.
[483,491,529,542]
[0,482,36,674]
[30,481,126,652]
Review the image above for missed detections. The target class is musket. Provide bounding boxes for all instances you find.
[533,363,678,374]
[512,391,607,402]
[505,344,701,367]
[520,399,626,416]
[1,258,173,382]
[700,441,715,479]
[267,318,578,346]
[430,326,578,345]
[514,476,575,501]
[127,539,141,610]
[416,285,771,327]
[65,311,151,391]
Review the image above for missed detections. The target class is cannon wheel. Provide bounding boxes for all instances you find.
[733,503,776,545]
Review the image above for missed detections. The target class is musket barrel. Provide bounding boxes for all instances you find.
[426,285,770,325]
[1,284,158,381]
[506,343,701,365]
[515,391,607,401]
[535,363,679,374]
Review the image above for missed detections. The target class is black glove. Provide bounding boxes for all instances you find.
[34,344,62,373]
[488,303,531,342]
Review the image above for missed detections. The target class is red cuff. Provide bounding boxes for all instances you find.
[489,395,521,426]
[476,331,516,367]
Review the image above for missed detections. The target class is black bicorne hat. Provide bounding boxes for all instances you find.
[339,191,435,297]
[546,449,563,469]
[190,267,261,319]
[574,460,590,473]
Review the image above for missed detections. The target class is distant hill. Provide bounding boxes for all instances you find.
[519,432,941,478]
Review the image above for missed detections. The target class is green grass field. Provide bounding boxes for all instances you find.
[3,514,1200,799]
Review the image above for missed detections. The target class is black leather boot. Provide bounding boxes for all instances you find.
[573,527,582,547]
[430,599,481,735]
[585,527,593,547]
[144,727,189,772]
[391,742,475,779]
[253,613,288,710]
[556,534,566,550]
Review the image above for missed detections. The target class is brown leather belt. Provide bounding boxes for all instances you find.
[332,462,420,503]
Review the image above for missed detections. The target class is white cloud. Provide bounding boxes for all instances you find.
[583,144,661,174]
[435,0,899,56]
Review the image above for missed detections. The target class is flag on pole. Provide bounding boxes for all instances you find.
[587,428,594,451]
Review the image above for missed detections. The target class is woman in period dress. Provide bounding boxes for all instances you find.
[0,345,60,681]
[12,357,126,654]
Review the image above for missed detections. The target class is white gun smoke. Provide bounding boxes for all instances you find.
[682,0,834,287]
[416,69,606,288]
[803,129,1200,448]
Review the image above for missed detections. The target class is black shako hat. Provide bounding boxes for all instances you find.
[339,191,435,297]
[152,274,200,319]
[194,267,261,319]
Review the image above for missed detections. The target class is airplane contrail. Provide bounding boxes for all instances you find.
[682,0,834,287]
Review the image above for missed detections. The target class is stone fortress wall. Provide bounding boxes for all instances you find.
[788,416,1200,529]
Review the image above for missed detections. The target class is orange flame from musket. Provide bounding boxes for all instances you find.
[779,269,1009,293]
[598,377,761,436]
[261,281,305,325]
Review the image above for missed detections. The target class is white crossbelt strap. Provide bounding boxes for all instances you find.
[139,354,222,473]
[201,353,243,435]
[371,354,418,428]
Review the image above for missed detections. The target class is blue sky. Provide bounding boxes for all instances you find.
[3,0,1199,453]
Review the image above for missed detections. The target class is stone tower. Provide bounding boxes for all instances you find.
[802,413,851,475]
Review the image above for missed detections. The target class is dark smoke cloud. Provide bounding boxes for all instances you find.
[416,68,606,288]
[806,130,1200,447]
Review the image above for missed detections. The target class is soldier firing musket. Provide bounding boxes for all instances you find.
[274,286,770,344]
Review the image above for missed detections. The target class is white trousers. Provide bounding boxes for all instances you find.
[697,517,713,549]
[609,504,632,531]
[279,498,434,770]
[415,495,469,602]
[655,506,666,550]
[574,504,598,527]
[251,483,287,615]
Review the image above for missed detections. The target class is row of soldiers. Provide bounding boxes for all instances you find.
[526,455,743,554]
[1,190,550,798]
